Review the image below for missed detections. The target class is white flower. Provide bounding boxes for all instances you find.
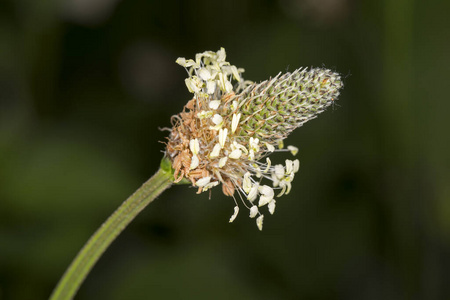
[293,159,300,173]
[230,65,241,81]
[274,164,285,180]
[264,157,271,173]
[231,141,248,154]
[231,113,241,133]
[218,73,228,92]
[218,156,228,168]
[219,128,227,148]
[249,205,258,218]
[285,159,293,174]
[256,215,264,231]
[212,114,223,125]
[231,100,238,111]
[229,206,239,223]
[258,185,274,207]
[265,142,275,152]
[209,143,221,158]
[185,76,202,93]
[225,81,233,93]
[190,138,200,155]
[209,100,221,110]
[229,149,242,159]
[247,183,259,201]
[195,177,211,187]
[197,110,213,119]
[268,200,276,215]
[249,137,260,160]
[190,154,199,170]
[206,81,216,94]
[198,68,211,81]
[210,114,224,130]
[249,137,260,151]
[287,145,299,156]
[216,47,226,62]
[243,172,252,193]
[203,181,219,191]
[176,57,198,68]
[175,57,186,66]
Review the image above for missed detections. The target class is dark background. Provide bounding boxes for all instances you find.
[1,0,450,299]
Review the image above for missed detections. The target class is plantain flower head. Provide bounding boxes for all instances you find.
[165,48,343,230]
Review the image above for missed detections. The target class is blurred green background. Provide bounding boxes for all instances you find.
[1,0,450,299]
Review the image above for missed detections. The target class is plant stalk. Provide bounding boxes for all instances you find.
[50,166,173,300]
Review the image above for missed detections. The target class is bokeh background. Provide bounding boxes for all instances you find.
[1,0,450,299]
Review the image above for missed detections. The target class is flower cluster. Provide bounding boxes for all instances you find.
[165,48,343,230]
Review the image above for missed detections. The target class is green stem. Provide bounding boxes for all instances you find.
[50,166,173,300]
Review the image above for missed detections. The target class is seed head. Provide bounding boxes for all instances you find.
[165,48,343,230]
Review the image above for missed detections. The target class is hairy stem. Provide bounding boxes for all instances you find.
[50,165,173,300]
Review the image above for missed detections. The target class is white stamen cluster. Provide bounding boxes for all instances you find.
[167,48,342,230]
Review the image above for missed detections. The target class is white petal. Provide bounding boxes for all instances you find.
[243,172,252,193]
[198,68,211,81]
[219,128,228,148]
[285,159,293,174]
[218,156,228,168]
[197,110,213,119]
[247,183,259,202]
[206,81,216,94]
[209,100,221,110]
[232,141,248,154]
[185,78,199,93]
[218,73,227,91]
[250,137,259,148]
[271,171,280,187]
[268,200,276,215]
[265,142,275,152]
[287,145,299,156]
[293,159,300,173]
[259,195,273,207]
[230,65,241,81]
[259,186,274,197]
[258,185,274,206]
[175,57,187,66]
[190,138,200,155]
[277,183,287,197]
[229,206,239,223]
[212,114,223,125]
[231,100,238,111]
[263,157,271,173]
[203,181,219,191]
[190,154,199,170]
[184,59,198,68]
[285,181,292,195]
[274,164,285,180]
[225,81,233,93]
[209,143,221,158]
[249,205,259,218]
[231,113,241,133]
[195,176,211,187]
[256,215,264,231]
[253,164,262,178]
[217,47,226,62]
[248,150,255,161]
[228,149,242,159]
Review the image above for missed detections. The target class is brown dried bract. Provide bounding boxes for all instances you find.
[222,179,235,197]
[172,149,191,183]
